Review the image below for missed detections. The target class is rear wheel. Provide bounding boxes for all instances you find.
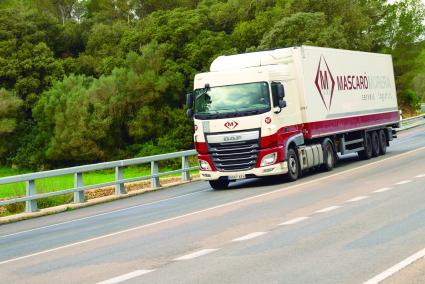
[371,131,380,157]
[322,140,335,171]
[286,148,300,182]
[209,179,229,190]
[358,132,372,160]
[379,129,387,155]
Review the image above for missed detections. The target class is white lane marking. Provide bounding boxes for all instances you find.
[314,206,341,214]
[231,232,268,242]
[0,189,210,239]
[345,196,369,203]
[363,247,425,284]
[97,270,155,284]
[279,217,310,226]
[174,249,218,261]
[395,180,412,185]
[2,146,425,266]
[373,187,393,193]
[415,173,425,178]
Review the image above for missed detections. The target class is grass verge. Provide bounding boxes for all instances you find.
[0,157,199,217]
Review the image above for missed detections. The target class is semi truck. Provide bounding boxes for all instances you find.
[186,46,399,189]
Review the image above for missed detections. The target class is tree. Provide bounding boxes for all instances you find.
[32,74,102,166]
[0,41,64,111]
[411,47,425,103]
[183,30,235,72]
[379,0,425,50]
[381,0,425,111]
[259,12,347,50]
[0,9,64,112]
[32,41,187,167]
[135,8,205,51]
[34,0,78,25]
[232,6,285,52]
[289,0,388,51]
[0,90,23,162]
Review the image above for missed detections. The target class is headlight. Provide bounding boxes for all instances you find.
[260,152,277,167]
[199,159,212,171]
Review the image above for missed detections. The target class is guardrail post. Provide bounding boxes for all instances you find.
[25,180,38,213]
[73,172,84,203]
[115,166,126,195]
[151,161,160,188]
[182,156,190,181]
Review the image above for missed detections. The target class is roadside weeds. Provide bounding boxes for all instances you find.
[0,174,200,224]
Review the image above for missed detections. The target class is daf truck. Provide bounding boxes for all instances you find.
[186,46,399,189]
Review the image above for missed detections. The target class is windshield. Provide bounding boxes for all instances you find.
[194,82,270,119]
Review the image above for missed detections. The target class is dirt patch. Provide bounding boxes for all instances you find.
[84,175,196,200]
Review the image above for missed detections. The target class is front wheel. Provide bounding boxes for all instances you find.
[286,148,300,182]
[322,140,335,171]
[209,179,229,190]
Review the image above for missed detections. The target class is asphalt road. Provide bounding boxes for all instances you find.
[0,125,424,284]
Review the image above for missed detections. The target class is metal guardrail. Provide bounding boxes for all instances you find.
[0,150,198,213]
[398,114,425,130]
[1,115,425,214]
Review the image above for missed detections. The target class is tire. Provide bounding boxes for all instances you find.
[358,132,372,160]
[371,131,380,157]
[322,140,335,171]
[378,129,387,155]
[209,179,229,190]
[286,148,300,182]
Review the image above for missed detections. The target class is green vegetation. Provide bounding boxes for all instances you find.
[0,0,424,171]
[0,162,199,199]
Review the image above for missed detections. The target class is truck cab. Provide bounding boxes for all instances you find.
[187,49,304,189]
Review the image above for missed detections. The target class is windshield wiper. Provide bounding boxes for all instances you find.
[244,109,260,115]
[235,107,267,116]
[195,110,220,119]
[195,107,268,120]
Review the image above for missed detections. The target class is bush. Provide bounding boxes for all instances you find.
[400,89,421,111]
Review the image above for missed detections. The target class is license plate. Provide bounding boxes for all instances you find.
[229,174,245,180]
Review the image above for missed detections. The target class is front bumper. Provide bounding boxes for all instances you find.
[199,161,288,181]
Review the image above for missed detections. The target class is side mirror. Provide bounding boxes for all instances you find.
[186,108,194,118]
[186,92,194,107]
[272,82,286,113]
[277,84,285,99]
[186,92,194,118]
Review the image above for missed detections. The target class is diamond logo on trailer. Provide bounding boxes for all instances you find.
[314,55,335,111]
[224,120,238,129]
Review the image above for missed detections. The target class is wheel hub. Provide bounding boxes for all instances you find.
[289,157,297,173]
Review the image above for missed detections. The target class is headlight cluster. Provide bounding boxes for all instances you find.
[260,152,277,167]
[199,159,212,171]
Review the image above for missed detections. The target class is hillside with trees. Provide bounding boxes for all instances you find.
[0,0,424,170]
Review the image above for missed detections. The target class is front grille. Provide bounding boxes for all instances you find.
[208,139,259,172]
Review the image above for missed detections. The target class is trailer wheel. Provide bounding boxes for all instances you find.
[371,131,380,157]
[358,132,372,160]
[286,148,299,182]
[209,179,229,190]
[322,141,335,171]
[378,129,387,155]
